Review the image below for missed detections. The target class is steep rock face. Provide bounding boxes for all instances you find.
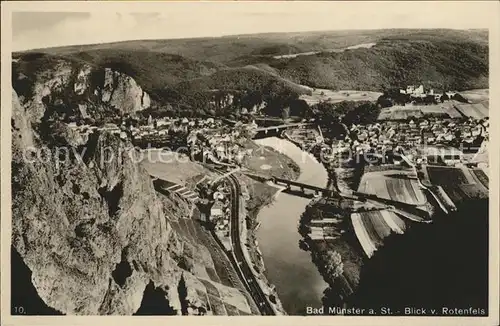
[12,100,179,314]
[11,56,256,315]
[12,55,150,124]
[101,68,151,114]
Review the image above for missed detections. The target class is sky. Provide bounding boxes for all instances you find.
[10,2,493,52]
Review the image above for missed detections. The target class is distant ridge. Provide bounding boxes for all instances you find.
[13,29,488,116]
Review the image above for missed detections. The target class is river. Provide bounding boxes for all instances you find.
[253,137,329,315]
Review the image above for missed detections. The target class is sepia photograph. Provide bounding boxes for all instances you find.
[1,1,499,325]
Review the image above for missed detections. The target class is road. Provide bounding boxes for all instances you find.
[226,174,275,315]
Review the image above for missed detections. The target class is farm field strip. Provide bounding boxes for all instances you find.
[409,179,427,204]
[442,106,464,119]
[441,185,468,205]
[358,173,390,198]
[425,165,489,204]
[385,178,420,205]
[352,207,410,258]
[367,211,393,240]
[299,88,383,105]
[207,293,228,315]
[379,209,406,234]
[377,102,473,120]
[454,103,488,119]
[200,279,232,315]
[419,105,446,114]
[385,179,403,203]
[361,172,426,205]
[461,167,481,184]
[206,266,222,284]
[224,302,241,316]
[192,223,259,314]
[418,104,458,118]
[426,166,468,185]
[434,186,457,210]
[377,107,424,121]
[351,213,377,258]
[473,169,489,190]
[359,213,384,248]
[459,184,488,198]
[200,278,222,297]
[192,223,237,288]
[460,89,489,103]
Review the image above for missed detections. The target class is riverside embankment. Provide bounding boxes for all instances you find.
[253,137,329,315]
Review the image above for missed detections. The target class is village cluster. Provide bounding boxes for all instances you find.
[67,115,262,166]
[318,117,488,169]
[399,84,458,100]
[345,116,486,151]
[186,121,258,165]
[320,91,488,169]
[209,182,232,237]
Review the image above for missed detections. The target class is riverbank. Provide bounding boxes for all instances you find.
[237,139,302,314]
[284,129,367,305]
[239,181,287,315]
[252,137,330,314]
[239,138,300,276]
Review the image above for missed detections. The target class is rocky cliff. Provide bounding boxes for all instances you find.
[11,56,257,315]
[13,53,150,124]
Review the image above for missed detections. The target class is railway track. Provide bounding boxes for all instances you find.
[226,174,275,315]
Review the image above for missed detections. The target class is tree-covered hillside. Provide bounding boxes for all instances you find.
[14,29,489,117]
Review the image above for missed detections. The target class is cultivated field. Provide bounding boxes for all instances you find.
[141,149,214,187]
[440,184,487,204]
[358,171,426,206]
[453,102,489,119]
[440,101,466,119]
[426,166,469,185]
[299,88,382,106]
[377,106,423,121]
[170,218,259,315]
[425,165,489,204]
[351,209,407,258]
[472,169,489,189]
[460,89,489,103]
[377,103,463,121]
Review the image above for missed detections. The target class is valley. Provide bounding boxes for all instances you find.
[10,27,490,317]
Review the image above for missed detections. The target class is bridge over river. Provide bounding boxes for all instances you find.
[253,122,314,138]
[243,171,432,222]
[243,171,344,198]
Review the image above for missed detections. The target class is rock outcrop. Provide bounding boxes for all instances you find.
[101,68,151,114]
[11,55,257,315]
[12,54,150,125]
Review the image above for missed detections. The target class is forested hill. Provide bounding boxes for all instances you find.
[14,29,488,117]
